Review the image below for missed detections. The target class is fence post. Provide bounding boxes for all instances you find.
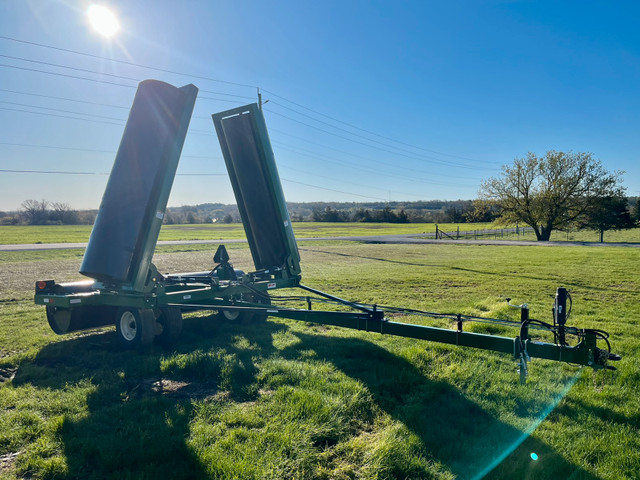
[457,226,460,239]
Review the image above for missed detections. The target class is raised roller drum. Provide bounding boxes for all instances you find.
[80,80,198,291]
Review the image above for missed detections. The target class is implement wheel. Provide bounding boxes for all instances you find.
[155,307,183,346]
[46,306,72,334]
[220,309,241,321]
[115,307,155,348]
[251,293,271,322]
[218,292,271,323]
[46,305,115,334]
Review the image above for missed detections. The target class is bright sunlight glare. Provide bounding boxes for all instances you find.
[87,5,120,37]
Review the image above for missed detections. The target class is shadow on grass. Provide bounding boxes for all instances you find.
[11,315,288,479]
[277,331,599,480]
[299,247,441,269]
[12,316,598,479]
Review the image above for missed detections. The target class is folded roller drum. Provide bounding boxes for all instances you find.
[212,104,301,278]
[80,80,198,290]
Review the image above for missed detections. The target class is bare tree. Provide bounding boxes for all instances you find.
[50,202,79,224]
[20,199,50,225]
[479,151,623,241]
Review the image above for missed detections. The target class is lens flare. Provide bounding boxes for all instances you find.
[530,453,539,461]
[87,5,120,37]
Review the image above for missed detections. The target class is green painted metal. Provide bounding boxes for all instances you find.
[212,104,301,279]
[166,302,610,371]
[80,80,198,292]
[129,84,198,292]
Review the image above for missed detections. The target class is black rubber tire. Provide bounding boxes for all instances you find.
[218,309,240,321]
[218,292,271,323]
[251,293,271,322]
[155,307,183,346]
[115,307,155,348]
[46,306,72,334]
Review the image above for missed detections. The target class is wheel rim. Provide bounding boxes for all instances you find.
[119,311,137,341]
[222,310,240,321]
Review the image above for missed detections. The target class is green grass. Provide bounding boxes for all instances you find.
[0,223,495,245]
[0,243,639,479]
[502,227,640,243]
[2,222,638,246]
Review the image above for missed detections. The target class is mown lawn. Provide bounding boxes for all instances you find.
[0,242,638,479]
[2,222,639,246]
[505,227,640,244]
[0,222,492,245]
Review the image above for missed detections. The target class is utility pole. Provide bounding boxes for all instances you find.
[257,88,269,109]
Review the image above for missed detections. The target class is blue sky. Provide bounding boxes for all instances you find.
[1,0,638,210]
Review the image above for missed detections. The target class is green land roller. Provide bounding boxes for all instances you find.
[34,79,620,383]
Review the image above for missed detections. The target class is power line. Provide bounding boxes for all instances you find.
[0,106,123,126]
[1,35,495,167]
[280,178,388,202]
[0,53,139,83]
[279,163,428,200]
[0,169,227,176]
[0,55,256,100]
[269,128,482,181]
[0,88,250,111]
[0,88,128,110]
[0,107,215,137]
[265,107,494,171]
[0,169,108,175]
[0,100,125,122]
[0,104,477,195]
[273,142,476,187]
[0,142,112,154]
[0,63,136,89]
[0,94,469,183]
[0,142,221,160]
[0,36,258,90]
[0,139,467,191]
[268,99,498,168]
[1,168,393,201]
[0,37,491,201]
[0,168,386,203]
[262,89,496,164]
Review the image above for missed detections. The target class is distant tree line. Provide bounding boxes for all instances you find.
[0,199,97,226]
[2,199,492,226]
[2,195,638,239]
[296,200,501,224]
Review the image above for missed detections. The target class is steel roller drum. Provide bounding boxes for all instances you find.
[212,104,301,277]
[80,80,198,288]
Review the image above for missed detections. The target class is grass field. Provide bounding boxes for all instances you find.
[0,241,638,479]
[0,223,493,245]
[1,222,639,246]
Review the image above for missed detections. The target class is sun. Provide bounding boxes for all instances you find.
[87,4,120,38]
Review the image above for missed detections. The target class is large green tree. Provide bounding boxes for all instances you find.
[479,151,623,241]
